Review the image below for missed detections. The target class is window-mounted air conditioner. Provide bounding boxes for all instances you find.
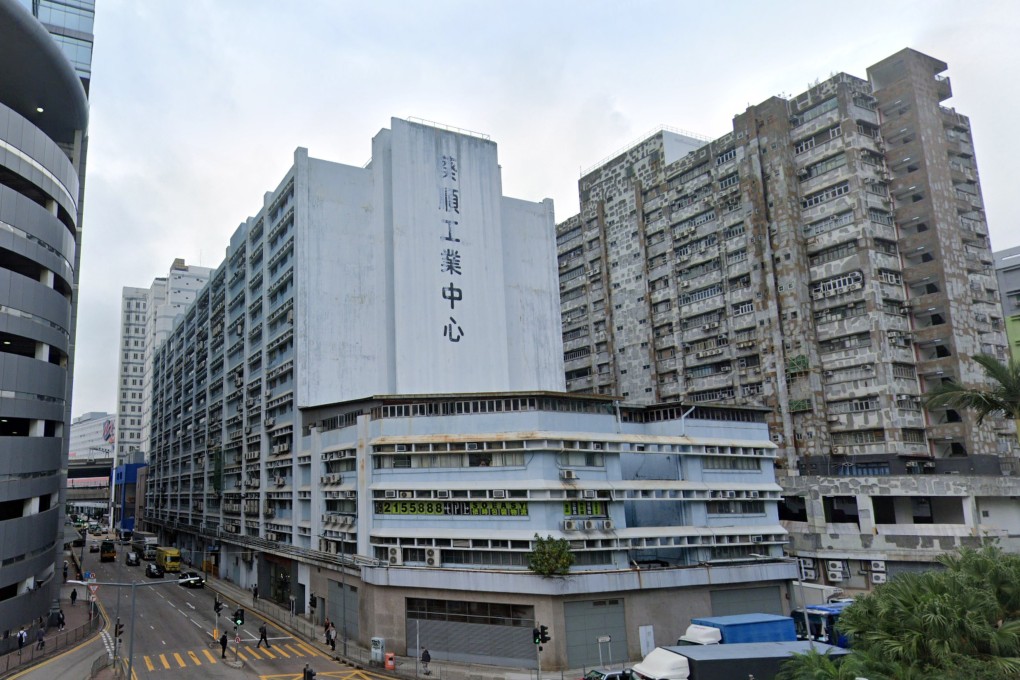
[491,489,507,499]
[560,469,577,480]
[826,560,843,572]
[436,490,450,499]
[870,560,886,573]
[583,520,597,531]
[602,520,615,531]
[384,490,396,499]
[562,520,578,531]
[827,570,844,582]
[871,572,887,584]
[582,489,597,499]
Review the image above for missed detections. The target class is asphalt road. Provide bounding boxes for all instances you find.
[18,535,356,680]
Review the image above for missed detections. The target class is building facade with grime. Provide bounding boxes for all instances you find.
[556,49,1019,588]
[142,119,796,668]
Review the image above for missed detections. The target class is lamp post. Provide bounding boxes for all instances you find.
[68,574,201,680]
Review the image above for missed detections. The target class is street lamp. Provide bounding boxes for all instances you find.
[69,575,201,679]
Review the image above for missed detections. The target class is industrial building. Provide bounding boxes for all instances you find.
[143,118,796,668]
[556,48,1018,585]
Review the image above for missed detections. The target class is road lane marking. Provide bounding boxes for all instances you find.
[272,645,290,658]
[202,649,218,663]
[298,642,328,658]
[143,656,154,671]
[159,653,170,669]
[188,650,202,665]
[191,618,203,628]
[259,646,277,659]
[285,643,306,657]
[245,646,263,659]
[173,652,186,668]
[186,602,195,610]
[236,649,248,661]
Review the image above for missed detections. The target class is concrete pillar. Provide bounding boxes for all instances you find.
[29,419,45,436]
[856,494,876,534]
[961,494,979,534]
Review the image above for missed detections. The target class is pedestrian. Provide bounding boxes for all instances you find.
[35,628,44,651]
[252,583,259,604]
[17,628,26,652]
[63,561,68,582]
[220,631,228,658]
[328,623,336,651]
[323,617,331,642]
[57,609,65,632]
[70,588,77,607]
[257,622,270,648]
[421,647,431,675]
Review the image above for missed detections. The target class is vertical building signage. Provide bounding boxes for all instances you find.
[438,152,465,344]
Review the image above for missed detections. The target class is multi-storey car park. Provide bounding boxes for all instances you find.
[143,118,798,669]
[556,48,1019,587]
[0,0,92,640]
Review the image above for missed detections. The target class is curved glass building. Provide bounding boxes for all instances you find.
[0,0,90,634]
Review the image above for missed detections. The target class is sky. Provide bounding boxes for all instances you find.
[72,0,1020,415]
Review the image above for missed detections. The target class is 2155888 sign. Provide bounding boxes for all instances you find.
[375,500,528,516]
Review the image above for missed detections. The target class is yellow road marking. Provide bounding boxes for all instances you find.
[259,645,277,659]
[173,652,186,668]
[236,649,248,661]
[285,643,306,656]
[298,641,328,658]
[245,645,263,658]
[271,645,290,658]
[159,653,170,669]
[188,650,201,665]
[202,648,218,663]
[143,656,154,671]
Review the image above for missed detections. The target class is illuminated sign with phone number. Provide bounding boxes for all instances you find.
[375,500,529,516]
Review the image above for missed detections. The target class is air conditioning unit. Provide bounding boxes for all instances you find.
[591,442,603,450]
[265,418,275,428]
[399,491,413,499]
[425,548,441,567]
[747,491,760,499]
[274,476,285,487]
[582,489,597,499]
[265,389,272,398]
[395,445,408,453]
[870,560,886,573]
[724,490,736,498]
[798,557,815,568]
[583,520,597,531]
[560,469,577,480]
[436,490,450,499]
[245,427,252,434]
[492,489,506,499]
[680,281,689,288]
[466,443,478,451]
[388,547,402,566]
[751,535,764,543]
[871,572,887,584]
[827,570,844,582]
[802,567,817,580]
[827,415,841,423]
[562,520,578,531]
[602,519,615,531]
[826,560,843,572]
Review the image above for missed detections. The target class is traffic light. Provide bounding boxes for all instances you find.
[309,594,316,610]
[214,600,224,614]
[539,625,550,644]
[115,618,124,638]
[303,665,317,679]
[233,608,244,626]
[532,627,541,644]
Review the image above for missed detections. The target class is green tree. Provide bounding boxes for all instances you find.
[924,354,1020,423]
[528,534,574,576]
[779,547,1020,680]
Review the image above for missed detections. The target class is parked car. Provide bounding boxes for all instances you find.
[177,571,205,588]
[582,670,634,680]
[145,563,165,578]
[125,551,140,566]
[89,543,100,553]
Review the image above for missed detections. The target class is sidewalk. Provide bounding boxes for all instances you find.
[0,550,105,678]
[205,575,551,680]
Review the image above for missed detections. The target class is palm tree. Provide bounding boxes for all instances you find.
[923,354,1020,423]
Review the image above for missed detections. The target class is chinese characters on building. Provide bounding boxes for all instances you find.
[439,153,465,343]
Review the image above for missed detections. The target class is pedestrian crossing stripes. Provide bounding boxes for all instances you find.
[139,641,327,672]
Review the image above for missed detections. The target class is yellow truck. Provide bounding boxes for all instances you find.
[155,546,182,573]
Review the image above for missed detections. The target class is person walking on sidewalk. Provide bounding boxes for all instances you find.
[323,617,331,643]
[257,622,270,648]
[57,609,65,631]
[35,628,45,651]
[70,588,77,607]
[252,583,259,604]
[421,647,431,675]
[17,628,27,653]
[327,623,337,651]
[220,632,228,658]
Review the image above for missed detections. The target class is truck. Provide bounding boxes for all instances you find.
[676,613,797,645]
[793,600,854,647]
[155,546,182,573]
[631,641,849,680]
[131,531,159,561]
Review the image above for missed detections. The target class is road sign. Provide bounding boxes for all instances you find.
[235,635,241,644]
[88,584,99,595]
[84,572,93,579]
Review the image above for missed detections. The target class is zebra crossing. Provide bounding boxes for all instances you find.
[139,639,330,672]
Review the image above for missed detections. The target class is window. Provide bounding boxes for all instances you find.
[802,181,850,209]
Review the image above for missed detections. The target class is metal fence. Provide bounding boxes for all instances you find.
[0,617,102,675]
[88,653,112,679]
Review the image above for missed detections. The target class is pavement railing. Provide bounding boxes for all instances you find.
[0,617,102,677]
[87,652,112,680]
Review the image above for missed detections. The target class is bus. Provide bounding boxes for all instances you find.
[100,540,116,562]
[155,546,181,573]
[131,531,159,561]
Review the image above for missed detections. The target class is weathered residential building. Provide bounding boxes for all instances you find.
[557,48,1018,587]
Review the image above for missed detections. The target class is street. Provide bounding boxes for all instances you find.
[18,536,381,680]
